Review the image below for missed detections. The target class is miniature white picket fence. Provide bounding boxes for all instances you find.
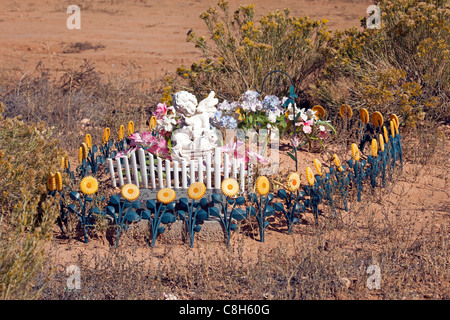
[106,147,248,192]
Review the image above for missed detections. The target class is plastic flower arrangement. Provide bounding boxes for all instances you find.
[100,127,116,161]
[140,188,177,248]
[273,172,306,234]
[209,178,248,246]
[82,133,107,175]
[220,140,269,168]
[177,182,210,248]
[67,176,101,243]
[247,176,275,242]
[106,183,142,247]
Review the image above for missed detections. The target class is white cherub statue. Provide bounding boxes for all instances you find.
[171,91,220,162]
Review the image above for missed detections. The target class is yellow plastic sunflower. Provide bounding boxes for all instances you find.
[392,117,400,135]
[351,143,361,161]
[102,127,111,144]
[85,134,92,149]
[313,158,323,176]
[64,156,69,170]
[118,125,125,141]
[188,182,206,200]
[55,172,63,191]
[47,172,56,191]
[333,154,343,172]
[121,183,140,201]
[157,188,176,204]
[80,176,99,195]
[127,121,134,137]
[78,146,83,164]
[305,167,315,186]
[359,108,369,124]
[379,134,385,152]
[371,139,378,157]
[149,116,157,132]
[390,114,399,129]
[312,105,326,120]
[236,108,245,121]
[383,126,389,144]
[221,178,239,197]
[372,111,384,127]
[287,172,300,192]
[390,120,396,138]
[255,176,270,195]
[81,142,89,159]
[339,104,353,119]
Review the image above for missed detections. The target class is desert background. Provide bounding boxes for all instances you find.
[1,0,371,81]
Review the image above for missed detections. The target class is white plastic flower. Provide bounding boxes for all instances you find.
[267,111,278,123]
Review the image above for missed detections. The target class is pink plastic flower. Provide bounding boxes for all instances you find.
[114,147,137,159]
[291,136,300,148]
[155,103,168,120]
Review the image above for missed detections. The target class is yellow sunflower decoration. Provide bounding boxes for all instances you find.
[121,183,140,201]
[221,178,239,197]
[236,108,245,121]
[80,176,99,195]
[118,125,125,141]
[127,121,134,137]
[55,172,63,191]
[81,142,89,159]
[359,108,369,124]
[383,126,389,144]
[339,104,353,119]
[390,114,399,129]
[149,116,157,132]
[379,134,385,152]
[287,172,301,192]
[333,154,344,172]
[313,158,323,176]
[390,120,396,138]
[351,143,361,161]
[85,134,92,149]
[372,111,384,127]
[371,139,378,157]
[47,172,56,191]
[312,105,326,120]
[78,146,83,164]
[255,176,270,195]
[391,116,399,135]
[103,127,111,144]
[157,188,177,204]
[188,182,207,200]
[305,167,315,186]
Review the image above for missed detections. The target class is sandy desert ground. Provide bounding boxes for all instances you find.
[0,0,371,81]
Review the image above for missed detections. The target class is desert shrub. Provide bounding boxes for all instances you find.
[0,60,162,150]
[0,105,64,299]
[168,0,329,102]
[311,0,449,126]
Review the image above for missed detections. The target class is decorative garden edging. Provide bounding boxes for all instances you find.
[47,80,404,247]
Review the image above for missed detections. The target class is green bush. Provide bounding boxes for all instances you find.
[0,104,64,299]
[311,0,449,126]
[168,0,329,102]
